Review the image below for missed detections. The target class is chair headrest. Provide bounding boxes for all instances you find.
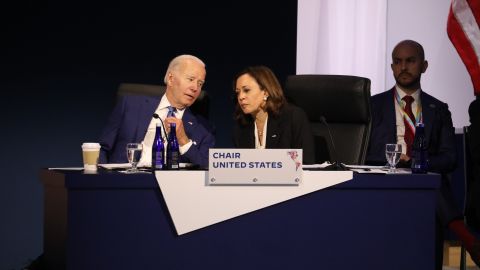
[285,75,371,123]
[117,83,210,118]
[117,83,207,101]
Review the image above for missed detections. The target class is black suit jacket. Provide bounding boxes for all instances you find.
[366,88,457,174]
[233,104,315,164]
[466,97,480,229]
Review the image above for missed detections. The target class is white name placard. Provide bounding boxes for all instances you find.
[208,148,303,185]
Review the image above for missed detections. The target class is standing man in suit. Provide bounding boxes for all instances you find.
[99,54,215,168]
[366,40,479,268]
[466,98,480,231]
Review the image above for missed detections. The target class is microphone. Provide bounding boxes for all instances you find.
[320,116,347,171]
[152,113,166,139]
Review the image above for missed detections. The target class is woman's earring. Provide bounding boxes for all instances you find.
[263,96,268,101]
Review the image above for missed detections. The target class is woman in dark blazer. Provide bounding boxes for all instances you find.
[232,66,315,164]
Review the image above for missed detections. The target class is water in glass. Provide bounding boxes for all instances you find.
[385,144,402,173]
[126,143,143,173]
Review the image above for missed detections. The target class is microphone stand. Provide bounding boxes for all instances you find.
[324,160,348,171]
[152,113,167,139]
[320,116,348,171]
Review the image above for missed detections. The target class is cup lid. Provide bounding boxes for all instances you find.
[82,142,101,148]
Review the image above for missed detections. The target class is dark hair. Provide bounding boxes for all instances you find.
[232,66,286,125]
[393,39,425,61]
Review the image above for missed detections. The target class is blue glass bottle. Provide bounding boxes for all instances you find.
[411,122,428,174]
[167,123,180,170]
[152,122,165,171]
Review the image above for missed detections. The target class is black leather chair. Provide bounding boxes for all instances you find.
[117,82,210,120]
[460,126,480,269]
[284,75,371,165]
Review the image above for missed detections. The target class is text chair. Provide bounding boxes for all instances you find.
[284,75,371,165]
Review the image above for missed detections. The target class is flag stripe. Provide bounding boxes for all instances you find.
[453,0,480,60]
[468,0,480,26]
[447,0,480,95]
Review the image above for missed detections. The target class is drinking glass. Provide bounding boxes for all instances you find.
[385,144,402,173]
[126,143,143,173]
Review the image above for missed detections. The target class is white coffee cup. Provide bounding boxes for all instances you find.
[82,143,101,171]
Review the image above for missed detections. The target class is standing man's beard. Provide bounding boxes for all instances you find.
[395,72,422,89]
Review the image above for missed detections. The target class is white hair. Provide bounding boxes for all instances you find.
[163,54,206,84]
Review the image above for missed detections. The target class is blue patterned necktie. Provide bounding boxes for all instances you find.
[167,106,176,118]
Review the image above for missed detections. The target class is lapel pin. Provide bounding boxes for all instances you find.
[193,141,197,145]
[272,134,277,138]
[188,121,193,125]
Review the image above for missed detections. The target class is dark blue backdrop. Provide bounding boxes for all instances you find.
[0,1,297,269]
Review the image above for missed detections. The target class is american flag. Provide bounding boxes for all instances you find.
[447,0,480,95]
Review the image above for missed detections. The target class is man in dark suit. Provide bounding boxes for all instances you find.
[366,44,456,172]
[466,97,480,230]
[366,40,479,267]
[99,54,215,168]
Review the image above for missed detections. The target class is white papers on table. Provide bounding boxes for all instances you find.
[302,162,331,169]
[48,167,84,170]
[99,163,131,169]
[99,163,195,170]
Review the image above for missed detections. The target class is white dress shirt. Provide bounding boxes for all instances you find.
[254,116,268,149]
[138,95,192,166]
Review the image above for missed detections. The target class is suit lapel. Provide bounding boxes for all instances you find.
[420,92,435,142]
[182,109,197,139]
[385,88,397,140]
[266,114,281,148]
[239,122,255,148]
[136,96,160,141]
[173,109,195,163]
